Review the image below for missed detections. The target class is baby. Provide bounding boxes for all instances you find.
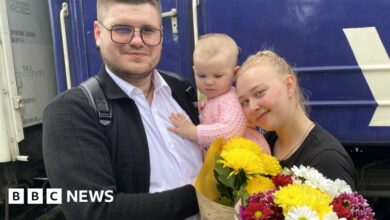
[169,33,270,153]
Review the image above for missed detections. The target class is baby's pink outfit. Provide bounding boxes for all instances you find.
[197,87,270,153]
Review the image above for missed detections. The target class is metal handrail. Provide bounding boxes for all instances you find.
[192,0,199,45]
[60,2,71,89]
[162,8,177,18]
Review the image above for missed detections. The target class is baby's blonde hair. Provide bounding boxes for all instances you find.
[238,50,307,113]
[193,33,239,67]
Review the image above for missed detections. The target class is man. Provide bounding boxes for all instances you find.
[42,0,202,219]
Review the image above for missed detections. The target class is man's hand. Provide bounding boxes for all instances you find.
[168,113,198,143]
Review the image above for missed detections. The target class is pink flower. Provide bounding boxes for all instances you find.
[332,192,375,220]
[240,191,283,220]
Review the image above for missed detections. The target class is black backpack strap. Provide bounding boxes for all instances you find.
[79,75,112,126]
[159,70,199,124]
[159,70,197,104]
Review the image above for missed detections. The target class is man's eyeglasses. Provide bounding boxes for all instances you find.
[99,22,162,46]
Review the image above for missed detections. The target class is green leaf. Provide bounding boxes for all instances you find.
[214,157,235,188]
[216,181,231,196]
[238,185,249,207]
[217,196,234,207]
[213,156,250,207]
[234,169,247,190]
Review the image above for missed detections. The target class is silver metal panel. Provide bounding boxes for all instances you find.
[8,0,57,127]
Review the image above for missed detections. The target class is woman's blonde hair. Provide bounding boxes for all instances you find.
[238,50,308,113]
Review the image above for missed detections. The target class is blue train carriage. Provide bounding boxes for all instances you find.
[1,0,389,219]
[49,0,390,203]
[50,0,390,184]
[51,0,390,191]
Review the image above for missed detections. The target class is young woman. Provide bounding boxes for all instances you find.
[236,50,358,188]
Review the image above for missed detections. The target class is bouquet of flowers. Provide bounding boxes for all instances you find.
[194,137,375,220]
[194,137,282,219]
[239,165,375,220]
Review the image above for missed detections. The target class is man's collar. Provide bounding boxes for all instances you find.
[96,66,128,99]
[99,66,171,99]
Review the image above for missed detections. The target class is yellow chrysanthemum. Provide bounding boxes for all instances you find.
[246,176,275,194]
[274,184,333,218]
[222,137,262,155]
[258,153,283,176]
[218,148,264,177]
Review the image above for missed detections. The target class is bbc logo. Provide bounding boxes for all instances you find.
[9,188,114,204]
[8,188,62,204]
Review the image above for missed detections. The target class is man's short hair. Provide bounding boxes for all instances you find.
[97,0,162,22]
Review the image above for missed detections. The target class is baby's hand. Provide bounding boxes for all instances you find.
[168,113,198,142]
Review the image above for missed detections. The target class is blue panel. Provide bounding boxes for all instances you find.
[49,0,96,93]
[159,0,195,81]
[158,0,180,75]
[81,0,102,78]
[68,0,90,84]
[48,0,70,93]
[199,0,390,145]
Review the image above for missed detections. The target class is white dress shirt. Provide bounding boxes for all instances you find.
[106,67,202,219]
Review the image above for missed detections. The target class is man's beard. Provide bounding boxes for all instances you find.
[104,57,156,82]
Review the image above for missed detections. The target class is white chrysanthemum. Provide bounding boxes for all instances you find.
[304,171,332,190]
[290,165,309,177]
[295,166,323,180]
[285,206,320,220]
[323,211,346,220]
[289,165,306,184]
[290,165,332,191]
[290,165,320,181]
[325,179,353,198]
[285,165,353,198]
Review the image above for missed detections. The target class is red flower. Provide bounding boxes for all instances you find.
[332,197,352,219]
[241,201,274,220]
[272,175,293,189]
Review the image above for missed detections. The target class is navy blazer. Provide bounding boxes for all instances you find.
[43,67,199,220]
